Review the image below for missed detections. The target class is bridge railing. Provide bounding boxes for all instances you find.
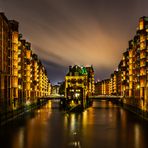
[38,94,65,100]
[89,95,123,99]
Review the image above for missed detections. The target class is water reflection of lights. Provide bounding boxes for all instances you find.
[69,141,81,148]
[83,110,88,125]
[18,128,24,148]
[46,101,52,108]
[36,102,52,123]
[70,114,76,131]
[69,130,81,148]
[64,113,82,148]
[12,127,25,148]
[134,124,140,148]
[83,108,95,125]
[109,111,113,118]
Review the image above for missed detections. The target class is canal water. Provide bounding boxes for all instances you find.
[0,100,148,148]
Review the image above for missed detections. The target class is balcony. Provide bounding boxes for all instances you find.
[140,64,146,68]
[140,54,146,59]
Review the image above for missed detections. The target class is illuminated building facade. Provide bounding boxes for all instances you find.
[0,13,19,111]
[0,13,10,112]
[51,85,60,94]
[31,54,39,100]
[102,79,110,95]
[95,79,110,95]
[120,16,148,111]
[38,61,49,97]
[86,66,95,96]
[95,81,102,95]
[109,73,114,95]
[18,38,25,105]
[47,80,51,96]
[0,13,51,113]
[95,79,109,95]
[117,61,122,96]
[98,16,148,113]
[109,71,121,95]
[65,65,94,108]
[18,39,32,105]
[121,51,129,97]
[9,20,19,109]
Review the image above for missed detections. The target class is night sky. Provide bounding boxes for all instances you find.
[1,0,148,84]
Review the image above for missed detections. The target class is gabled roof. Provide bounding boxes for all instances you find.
[66,65,88,76]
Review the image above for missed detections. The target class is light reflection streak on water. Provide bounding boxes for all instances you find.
[12,128,24,148]
[134,124,140,148]
[82,110,87,126]
[19,128,24,148]
[70,114,76,132]
[64,112,82,147]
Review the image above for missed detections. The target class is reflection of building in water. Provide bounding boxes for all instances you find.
[65,65,94,108]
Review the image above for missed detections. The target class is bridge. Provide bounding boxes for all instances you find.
[37,94,66,102]
[37,94,123,110]
[89,95,123,99]
[38,94,123,101]
[89,95,123,101]
[88,95,123,102]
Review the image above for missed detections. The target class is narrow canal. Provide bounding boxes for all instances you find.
[0,100,148,148]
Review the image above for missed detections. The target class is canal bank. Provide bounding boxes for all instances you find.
[119,97,148,121]
[122,103,148,121]
[0,99,48,126]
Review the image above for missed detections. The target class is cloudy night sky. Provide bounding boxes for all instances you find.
[1,0,148,84]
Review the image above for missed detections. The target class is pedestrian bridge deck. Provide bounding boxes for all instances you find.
[38,94,123,101]
[89,95,123,99]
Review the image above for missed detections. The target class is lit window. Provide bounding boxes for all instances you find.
[18,66,21,70]
[18,50,21,55]
[18,74,21,78]
[139,20,144,30]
